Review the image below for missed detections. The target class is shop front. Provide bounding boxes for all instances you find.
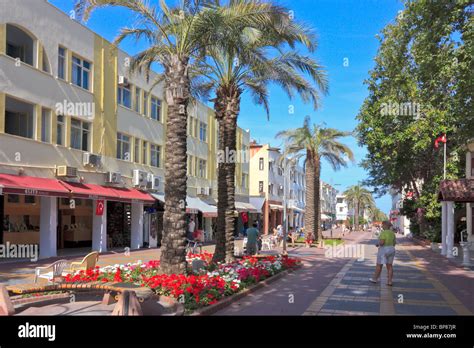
[151,194,217,242]
[0,173,155,259]
[0,173,71,259]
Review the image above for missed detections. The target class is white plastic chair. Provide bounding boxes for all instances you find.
[262,237,273,251]
[34,259,69,283]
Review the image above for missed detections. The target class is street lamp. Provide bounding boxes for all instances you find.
[282,157,295,256]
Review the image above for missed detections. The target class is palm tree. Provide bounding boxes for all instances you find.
[371,208,387,222]
[75,0,278,274]
[193,2,329,263]
[277,116,354,244]
[344,184,375,231]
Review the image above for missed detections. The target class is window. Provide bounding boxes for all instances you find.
[57,115,65,146]
[117,133,131,161]
[58,47,66,79]
[242,173,248,189]
[25,196,36,204]
[269,184,274,195]
[118,84,131,108]
[41,108,51,143]
[143,92,148,116]
[142,141,148,165]
[134,87,141,113]
[198,159,207,178]
[72,55,91,90]
[194,119,199,138]
[199,122,207,142]
[7,194,20,203]
[259,158,264,171]
[187,155,192,176]
[151,96,161,121]
[134,138,140,163]
[70,118,90,151]
[259,181,264,193]
[339,207,344,212]
[6,24,33,65]
[151,144,161,167]
[5,110,33,139]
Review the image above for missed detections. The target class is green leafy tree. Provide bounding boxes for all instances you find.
[355,0,473,235]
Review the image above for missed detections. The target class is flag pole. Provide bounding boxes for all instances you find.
[443,141,447,180]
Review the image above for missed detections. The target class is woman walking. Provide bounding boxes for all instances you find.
[370,221,396,286]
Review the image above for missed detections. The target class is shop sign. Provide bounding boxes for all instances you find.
[96,200,105,216]
[24,189,39,195]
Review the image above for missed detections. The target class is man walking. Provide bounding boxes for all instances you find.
[370,221,396,286]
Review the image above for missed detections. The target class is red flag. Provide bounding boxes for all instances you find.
[434,133,447,149]
[96,200,105,216]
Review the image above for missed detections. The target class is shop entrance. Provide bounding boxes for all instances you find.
[57,198,93,252]
[107,201,131,248]
[2,194,41,246]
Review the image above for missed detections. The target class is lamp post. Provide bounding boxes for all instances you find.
[282,157,295,256]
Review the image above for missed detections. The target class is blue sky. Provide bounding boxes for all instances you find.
[49,0,404,214]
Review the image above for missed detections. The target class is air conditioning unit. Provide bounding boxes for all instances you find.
[118,75,128,86]
[132,169,148,187]
[106,171,122,184]
[146,174,160,190]
[83,153,102,167]
[197,187,211,196]
[56,165,78,178]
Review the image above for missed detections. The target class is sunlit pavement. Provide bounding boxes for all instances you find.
[214,232,474,316]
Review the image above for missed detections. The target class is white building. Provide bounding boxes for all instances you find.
[336,195,348,222]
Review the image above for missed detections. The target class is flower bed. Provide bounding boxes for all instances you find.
[64,254,301,311]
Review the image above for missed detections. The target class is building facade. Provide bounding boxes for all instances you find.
[321,181,337,227]
[0,0,249,258]
[249,142,306,235]
[335,195,349,223]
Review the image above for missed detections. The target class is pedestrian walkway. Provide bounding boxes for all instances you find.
[215,232,473,316]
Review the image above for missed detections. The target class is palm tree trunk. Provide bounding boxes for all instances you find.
[213,85,241,263]
[304,150,318,242]
[160,55,190,275]
[314,157,322,243]
[355,201,359,231]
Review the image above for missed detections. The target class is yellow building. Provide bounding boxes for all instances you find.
[0,0,250,258]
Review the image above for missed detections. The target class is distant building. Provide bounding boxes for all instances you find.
[336,195,349,222]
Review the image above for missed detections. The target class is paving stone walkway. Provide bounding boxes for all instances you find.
[215,232,473,316]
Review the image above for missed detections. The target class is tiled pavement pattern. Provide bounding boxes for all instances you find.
[303,237,472,316]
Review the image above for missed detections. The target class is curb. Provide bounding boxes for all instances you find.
[187,265,302,316]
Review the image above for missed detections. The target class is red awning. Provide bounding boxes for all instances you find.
[0,174,70,197]
[59,181,155,203]
[59,181,120,201]
[110,187,155,203]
